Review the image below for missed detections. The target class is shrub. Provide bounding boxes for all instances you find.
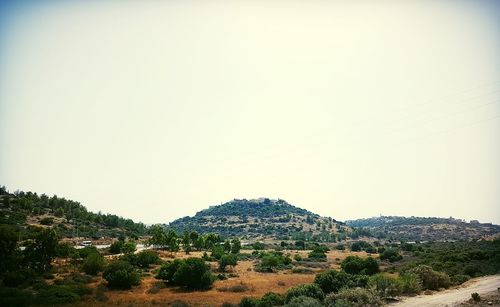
[380,248,402,262]
[294,254,302,261]
[219,254,238,271]
[135,250,161,268]
[121,241,136,254]
[314,270,368,294]
[340,256,379,275]
[368,273,402,297]
[255,252,292,272]
[260,292,285,306]
[211,245,225,260]
[285,296,323,307]
[37,285,81,304]
[285,284,324,302]
[471,292,481,302]
[157,257,214,290]
[109,241,124,254]
[2,269,36,287]
[408,265,450,290]
[82,252,105,275]
[325,287,382,307]
[0,287,35,307]
[103,260,140,289]
[399,273,422,295]
[240,297,259,307]
[451,274,470,285]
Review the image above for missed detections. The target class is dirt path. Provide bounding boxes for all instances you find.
[393,275,500,307]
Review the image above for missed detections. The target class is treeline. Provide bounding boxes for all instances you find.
[0,186,147,238]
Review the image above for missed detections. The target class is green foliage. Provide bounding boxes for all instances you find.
[219,253,238,271]
[255,252,292,272]
[156,257,214,290]
[231,238,242,254]
[314,270,368,294]
[294,254,302,261]
[2,269,36,287]
[135,250,161,268]
[121,241,136,254]
[0,224,20,272]
[211,245,225,260]
[340,256,379,275]
[23,228,58,272]
[109,240,124,254]
[0,287,35,307]
[103,260,141,289]
[285,296,322,307]
[82,252,105,275]
[324,287,382,307]
[253,242,265,250]
[39,217,54,225]
[368,273,402,297]
[407,265,450,290]
[285,283,324,303]
[37,285,81,304]
[260,292,285,306]
[398,273,422,295]
[379,248,402,262]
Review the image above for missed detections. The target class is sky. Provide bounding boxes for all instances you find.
[1,0,499,225]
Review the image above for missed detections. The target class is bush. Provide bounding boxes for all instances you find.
[39,217,54,225]
[219,254,238,271]
[135,250,161,268]
[240,296,259,307]
[325,287,382,307]
[285,284,324,302]
[285,296,323,307]
[2,269,36,287]
[380,248,402,262]
[103,260,140,289]
[211,245,225,260]
[82,253,105,275]
[260,292,285,306]
[368,273,402,297]
[314,270,368,294]
[340,256,379,275]
[0,287,35,307]
[109,241,124,254]
[408,265,450,290]
[399,273,422,295]
[451,274,470,285]
[471,292,481,302]
[255,252,292,272]
[294,254,302,261]
[157,257,214,290]
[121,241,136,254]
[37,285,81,304]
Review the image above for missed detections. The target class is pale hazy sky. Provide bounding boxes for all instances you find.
[1,0,499,224]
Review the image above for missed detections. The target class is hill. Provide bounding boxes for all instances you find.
[168,198,358,241]
[345,216,500,241]
[0,186,147,241]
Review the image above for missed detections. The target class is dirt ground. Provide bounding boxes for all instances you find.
[76,250,372,306]
[392,275,500,307]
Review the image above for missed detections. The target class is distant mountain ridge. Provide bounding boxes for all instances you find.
[168,198,355,241]
[346,216,500,241]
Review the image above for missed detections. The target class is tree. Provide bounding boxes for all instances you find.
[231,238,241,254]
[82,252,105,275]
[219,254,237,271]
[103,260,140,289]
[285,284,324,303]
[223,240,231,253]
[156,257,214,290]
[24,228,58,272]
[380,248,403,262]
[109,240,124,254]
[340,256,379,275]
[0,225,19,272]
[182,232,191,254]
[121,241,136,254]
[135,250,161,268]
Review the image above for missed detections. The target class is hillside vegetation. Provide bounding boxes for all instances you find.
[346,216,500,241]
[169,198,359,242]
[0,186,147,240]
